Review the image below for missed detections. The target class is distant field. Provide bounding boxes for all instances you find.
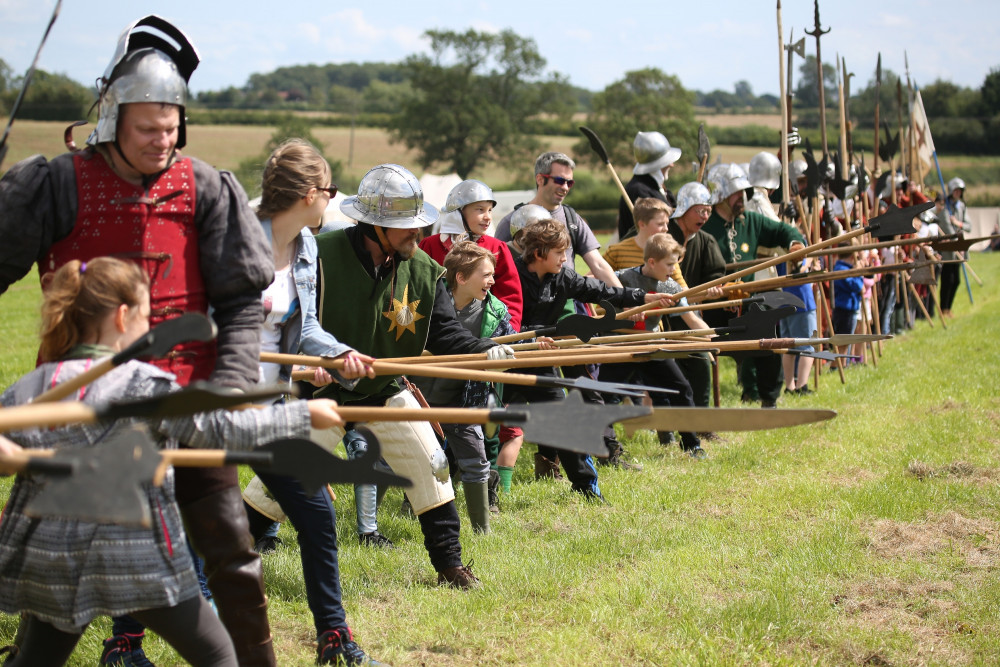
[697,112,782,129]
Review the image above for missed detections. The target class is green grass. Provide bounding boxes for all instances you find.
[1,255,999,665]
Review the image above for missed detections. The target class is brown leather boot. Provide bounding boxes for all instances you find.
[533,452,563,480]
[181,485,276,667]
[437,563,481,589]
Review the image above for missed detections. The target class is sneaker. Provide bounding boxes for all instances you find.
[100,634,155,667]
[796,385,813,395]
[487,469,501,515]
[437,562,481,589]
[253,535,282,555]
[358,531,394,548]
[686,446,708,460]
[317,628,381,666]
[783,387,797,395]
[533,453,564,481]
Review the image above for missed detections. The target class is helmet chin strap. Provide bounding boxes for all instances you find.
[373,225,395,256]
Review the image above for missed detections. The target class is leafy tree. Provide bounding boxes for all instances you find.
[573,68,696,169]
[848,66,903,130]
[794,55,837,109]
[981,67,1000,115]
[388,28,572,178]
[0,69,93,121]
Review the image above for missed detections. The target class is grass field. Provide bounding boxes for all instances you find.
[0,251,998,665]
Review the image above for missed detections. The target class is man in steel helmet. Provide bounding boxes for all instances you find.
[312,164,511,589]
[617,131,682,239]
[702,164,805,408]
[0,16,281,666]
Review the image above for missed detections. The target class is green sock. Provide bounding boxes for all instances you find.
[498,466,515,493]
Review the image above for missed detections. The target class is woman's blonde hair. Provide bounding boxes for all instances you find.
[39,258,149,362]
[257,139,331,220]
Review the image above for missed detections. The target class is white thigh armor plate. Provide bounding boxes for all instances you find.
[310,389,455,514]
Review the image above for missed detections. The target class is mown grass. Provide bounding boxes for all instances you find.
[0,254,998,665]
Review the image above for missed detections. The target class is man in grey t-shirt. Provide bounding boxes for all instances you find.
[495,152,622,287]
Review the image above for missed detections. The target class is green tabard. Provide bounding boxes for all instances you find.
[314,230,445,403]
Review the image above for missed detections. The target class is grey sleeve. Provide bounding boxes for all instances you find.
[0,154,77,292]
[569,211,601,256]
[192,159,274,390]
[159,399,313,451]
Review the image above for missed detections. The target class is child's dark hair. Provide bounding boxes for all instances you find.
[644,232,684,264]
[39,258,149,362]
[520,218,569,264]
[444,241,496,290]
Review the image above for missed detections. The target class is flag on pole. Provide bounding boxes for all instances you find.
[907,89,935,183]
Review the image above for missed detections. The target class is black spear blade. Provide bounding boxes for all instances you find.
[787,349,859,362]
[257,430,411,497]
[720,304,796,343]
[857,154,869,195]
[554,300,621,342]
[25,422,160,527]
[579,126,610,164]
[867,201,933,239]
[879,122,899,163]
[98,382,294,421]
[697,123,710,164]
[534,374,677,398]
[111,312,217,366]
[756,290,806,310]
[504,390,651,458]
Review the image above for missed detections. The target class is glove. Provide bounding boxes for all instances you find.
[787,126,802,146]
[486,344,515,361]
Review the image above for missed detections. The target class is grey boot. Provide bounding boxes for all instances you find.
[464,481,491,534]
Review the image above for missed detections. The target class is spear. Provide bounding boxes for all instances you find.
[806,0,832,159]
[778,2,790,210]
[873,54,882,197]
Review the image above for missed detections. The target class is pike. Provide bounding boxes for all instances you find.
[2,424,410,527]
[873,54,882,196]
[696,124,711,184]
[806,0,832,160]
[617,202,931,320]
[491,299,622,343]
[0,0,63,169]
[579,126,633,213]
[31,313,217,403]
[263,352,661,399]
[721,259,955,295]
[777,1,789,208]
[619,407,836,437]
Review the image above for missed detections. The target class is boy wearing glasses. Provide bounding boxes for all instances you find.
[496,152,622,288]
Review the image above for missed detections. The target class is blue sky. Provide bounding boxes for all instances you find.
[2,0,997,97]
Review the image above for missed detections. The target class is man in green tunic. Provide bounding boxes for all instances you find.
[311,164,513,588]
[702,164,805,407]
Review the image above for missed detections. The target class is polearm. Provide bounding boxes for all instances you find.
[807,0,832,159]
[724,232,959,271]
[778,1,790,211]
[873,54,882,199]
[843,56,855,165]
[897,78,906,182]
[904,51,918,186]
[719,259,956,296]
[0,0,63,170]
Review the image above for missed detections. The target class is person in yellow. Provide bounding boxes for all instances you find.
[602,198,688,289]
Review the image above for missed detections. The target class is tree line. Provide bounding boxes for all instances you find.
[3,30,1000,177]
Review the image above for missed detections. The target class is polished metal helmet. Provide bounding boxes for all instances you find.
[340,164,438,228]
[948,177,966,195]
[633,131,682,175]
[442,179,497,212]
[790,159,808,182]
[671,182,712,219]
[509,204,550,237]
[88,16,200,149]
[706,163,753,205]
[748,152,782,189]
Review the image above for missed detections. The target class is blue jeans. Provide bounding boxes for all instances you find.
[252,470,347,634]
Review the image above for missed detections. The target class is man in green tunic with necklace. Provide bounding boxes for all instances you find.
[311,164,514,588]
[702,164,805,407]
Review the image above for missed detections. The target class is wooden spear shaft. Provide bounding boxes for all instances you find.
[777,0,791,211]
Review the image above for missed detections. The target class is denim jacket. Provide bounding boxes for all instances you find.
[260,220,354,385]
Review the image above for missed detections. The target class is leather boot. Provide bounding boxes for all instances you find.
[533,452,563,480]
[181,486,276,667]
[464,481,490,534]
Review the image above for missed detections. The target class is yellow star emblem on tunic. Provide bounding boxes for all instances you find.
[382,284,425,340]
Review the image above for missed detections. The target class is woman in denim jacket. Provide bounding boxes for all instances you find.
[240,139,381,665]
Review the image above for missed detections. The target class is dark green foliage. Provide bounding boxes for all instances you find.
[0,69,94,121]
[233,116,343,199]
[388,28,574,178]
[574,68,697,169]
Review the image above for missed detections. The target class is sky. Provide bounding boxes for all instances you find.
[1,0,998,98]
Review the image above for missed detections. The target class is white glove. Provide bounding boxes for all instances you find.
[486,344,515,361]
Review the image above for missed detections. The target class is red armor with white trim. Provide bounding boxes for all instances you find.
[43,151,216,385]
